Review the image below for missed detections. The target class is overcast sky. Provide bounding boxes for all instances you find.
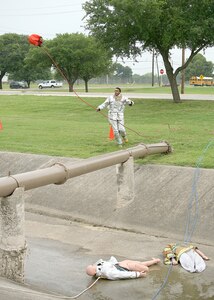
[0,0,213,75]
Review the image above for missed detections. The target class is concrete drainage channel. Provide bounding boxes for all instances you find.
[0,150,213,300]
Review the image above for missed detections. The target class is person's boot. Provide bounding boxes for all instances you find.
[123,136,128,143]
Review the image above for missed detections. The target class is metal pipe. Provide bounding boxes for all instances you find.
[0,142,171,197]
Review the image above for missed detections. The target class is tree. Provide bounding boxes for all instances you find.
[78,36,112,92]
[44,33,112,92]
[0,33,30,89]
[113,63,133,83]
[185,54,214,81]
[22,47,53,87]
[10,50,51,87]
[83,0,214,103]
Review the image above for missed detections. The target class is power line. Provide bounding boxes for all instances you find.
[0,0,82,11]
[116,60,153,63]
[1,4,81,12]
[0,10,82,17]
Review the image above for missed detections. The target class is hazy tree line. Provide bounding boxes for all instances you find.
[0,0,214,101]
[1,0,214,101]
[83,0,214,102]
[91,53,214,85]
[0,33,113,92]
[0,32,213,93]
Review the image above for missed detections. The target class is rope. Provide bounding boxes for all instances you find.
[41,46,148,139]
[22,41,214,299]
[0,277,101,299]
[151,138,214,300]
[183,139,214,243]
[151,263,173,300]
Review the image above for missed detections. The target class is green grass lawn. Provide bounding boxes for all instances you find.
[74,85,213,94]
[0,94,213,168]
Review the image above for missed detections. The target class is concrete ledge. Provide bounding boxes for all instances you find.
[0,151,213,245]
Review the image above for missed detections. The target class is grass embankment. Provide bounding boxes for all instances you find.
[0,94,213,168]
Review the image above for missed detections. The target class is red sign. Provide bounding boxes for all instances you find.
[160,69,164,75]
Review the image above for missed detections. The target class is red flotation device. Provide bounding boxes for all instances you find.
[28,34,43,47]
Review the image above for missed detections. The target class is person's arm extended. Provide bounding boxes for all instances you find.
[96,98,110,111]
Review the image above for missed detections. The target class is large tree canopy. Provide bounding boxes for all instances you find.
[45,33,112,92]
[0,33,30,89]
[83,0,214,102]
[185,54,214,80]
[78,36,112,92]
[113,63,133,83]
[10,47,51,87]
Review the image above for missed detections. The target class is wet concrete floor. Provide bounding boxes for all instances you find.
[0,212,213,300]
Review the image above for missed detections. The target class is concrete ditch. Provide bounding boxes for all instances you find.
[0,151,213,300]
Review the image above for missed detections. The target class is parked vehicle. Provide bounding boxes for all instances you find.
[10,81,28,89]
[189,76,214,86]
[38,80,63,89]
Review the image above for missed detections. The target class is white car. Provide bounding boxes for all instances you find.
[38,80,63,89]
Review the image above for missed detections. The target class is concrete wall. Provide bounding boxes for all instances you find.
[0,151,213,245]
[0,188,26,282]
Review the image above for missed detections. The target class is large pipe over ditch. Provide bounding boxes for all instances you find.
[0,142,171,197]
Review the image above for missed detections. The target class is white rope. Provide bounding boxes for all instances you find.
[0,277,100,299]
[183,139,214,243]
[151,138,214,300]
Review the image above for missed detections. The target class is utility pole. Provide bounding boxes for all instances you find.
[152,49,155,86]
[155,53,161,86]
[181,48,185,94]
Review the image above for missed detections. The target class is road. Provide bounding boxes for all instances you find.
[0,89,214,100]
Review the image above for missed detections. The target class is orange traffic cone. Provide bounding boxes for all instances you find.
[109,125,114,140]
[0,120,3,130]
